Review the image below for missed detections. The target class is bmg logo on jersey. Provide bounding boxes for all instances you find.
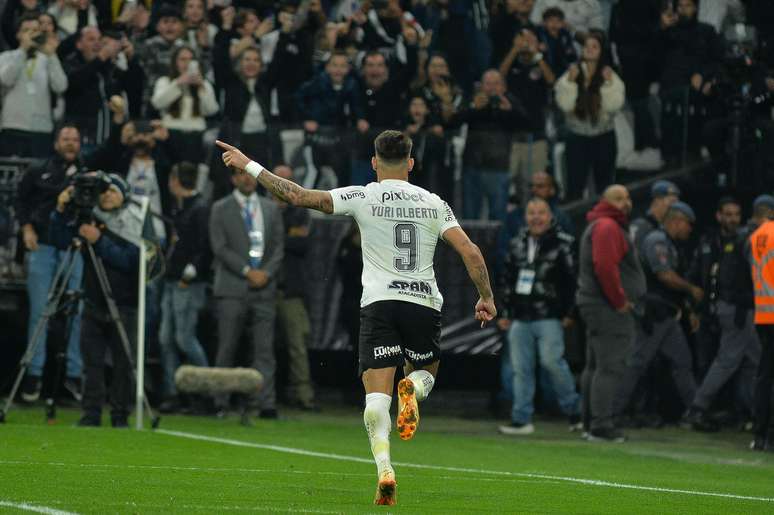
[388,280,432,295]
[374,345,402,359]
[381,190,425,203]
[340,190,366,201]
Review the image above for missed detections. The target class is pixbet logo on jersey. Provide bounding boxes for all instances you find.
[381,190,425,203]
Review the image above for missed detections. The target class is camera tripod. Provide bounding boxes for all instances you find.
[0,237,160,429]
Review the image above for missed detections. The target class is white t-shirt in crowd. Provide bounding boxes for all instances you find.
[331,179,460,311]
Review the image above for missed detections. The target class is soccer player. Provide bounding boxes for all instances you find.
[217,130,496,506]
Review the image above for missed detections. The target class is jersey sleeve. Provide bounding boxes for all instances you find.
[438,198,460,236]
[330,186,367,216]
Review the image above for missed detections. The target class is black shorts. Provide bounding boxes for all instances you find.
[358,300,442,374]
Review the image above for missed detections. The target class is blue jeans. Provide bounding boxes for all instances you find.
[463,168,509,221]
[26,244,83,378]
[508,319,580,424]
[159,280,209,396]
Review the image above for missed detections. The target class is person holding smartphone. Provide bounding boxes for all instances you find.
[151,44,219,163]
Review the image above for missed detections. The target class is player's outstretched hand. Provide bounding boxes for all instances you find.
[216,140,250,171]
[475,297,496,328]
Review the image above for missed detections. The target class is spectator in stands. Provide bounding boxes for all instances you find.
[272,164,317,411]
[629,180,681,252]
[403,94,448,200]
[609,0,661,153]
[530,0,604,44]
[497,197,581,436]
[209,168,284,419]
[354,0,421,66]
[211,46,273,199]
[296,50,365,185]
[63,27,139,155]
[213,7,271,71]
[412,53,463,126]
[657,0,724,165]
[577,185,645,442]
[555,32,624,201]
[38,12,67,46]
[51,173,143,427]
[1,0,41,49]
[351,48,417,185]
[260,2,318,124]
[490,0,536,69]
[137,5,211,117]
[47,0,99,38]
[182,0,218,56]
[151,45,219,164]
[500,171,574,262]
[498,28,554,201]
[452,69,520,221]
[0,13,68,158]
[536,7,577,78]
[158,162,211,414]
[616,202,702,424]
[685,196,759,432]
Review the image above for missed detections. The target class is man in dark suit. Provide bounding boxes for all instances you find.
[209,168,284,418]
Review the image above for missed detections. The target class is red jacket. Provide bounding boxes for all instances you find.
[587,200,631,309]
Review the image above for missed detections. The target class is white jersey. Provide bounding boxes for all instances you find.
[331,179,460,311]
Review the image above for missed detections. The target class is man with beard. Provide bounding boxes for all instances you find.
[685,197,761,431]
[14,101,126,404]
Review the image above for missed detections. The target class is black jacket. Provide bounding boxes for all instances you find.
[279,204,310,298]
[165,193,211,283]
[450,95,523,170]
[658,17,724,91]
[14,125,123,246]
[49,209,139,310]
[500,224,576,321]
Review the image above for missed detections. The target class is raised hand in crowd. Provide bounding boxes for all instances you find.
[255,16,275,39]
[98,37,122,62]
[567,63,580,82]
[41,33,59,56]
[108,95,127,124]
[602,66,613,82]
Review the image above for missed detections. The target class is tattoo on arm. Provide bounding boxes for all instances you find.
[461,241,493,299]
[257,170,333,214]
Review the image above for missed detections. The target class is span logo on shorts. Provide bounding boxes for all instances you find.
[374,345,402,359]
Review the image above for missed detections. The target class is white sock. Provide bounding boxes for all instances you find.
[407,370,435,402]
[364,392,393,477]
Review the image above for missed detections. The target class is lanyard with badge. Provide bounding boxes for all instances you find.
[515,237,538,295]
[25,56,37,95]
[243,199,263,268]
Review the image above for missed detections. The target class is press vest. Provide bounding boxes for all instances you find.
[749,220,774,324]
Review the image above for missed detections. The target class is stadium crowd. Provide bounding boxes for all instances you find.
[2,0,774,449]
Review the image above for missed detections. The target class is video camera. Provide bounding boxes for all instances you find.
[68,171,112,225]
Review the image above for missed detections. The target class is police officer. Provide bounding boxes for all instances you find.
[616,202,702,417]
[684,197,761,432]
[748,195,774,451]
[630,180,681,253]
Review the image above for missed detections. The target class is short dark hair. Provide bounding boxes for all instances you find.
[171,161,199,190]
[16,12,40,33]
[374,130,412,164]
[326,49,350,65]
[542,7,564,21]
[717,196,740,211]
[56,123,81,139]
[234,8,257,30]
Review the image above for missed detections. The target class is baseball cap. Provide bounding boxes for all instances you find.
[753,194,774,211]
[669,201,695,223]
[651,180,681,199]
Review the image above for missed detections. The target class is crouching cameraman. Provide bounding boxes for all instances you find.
[49,173,144,427]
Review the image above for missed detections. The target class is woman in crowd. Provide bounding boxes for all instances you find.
[151,45,219,164]
[182,0,217,57]
[554,32,624,201]
[412,52,463,126]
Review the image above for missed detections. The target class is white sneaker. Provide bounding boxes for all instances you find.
[498,423,535,435]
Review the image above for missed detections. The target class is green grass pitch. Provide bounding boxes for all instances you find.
[1,404,773,514]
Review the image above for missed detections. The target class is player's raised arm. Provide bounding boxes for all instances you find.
[442,226,497,327]
[216,140,334,214]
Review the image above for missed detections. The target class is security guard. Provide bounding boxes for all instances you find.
[749,195,774,451]
[616,202,702,417]
[684,197,760,432]
[630,180,681,253]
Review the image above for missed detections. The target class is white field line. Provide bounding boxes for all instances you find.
[0,460,554,484]
[157,429,774,504]
[0,500,78,515]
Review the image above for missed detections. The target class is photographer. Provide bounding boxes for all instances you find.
[0,13,67,158]
[451,69,522,221]
[50,173,143,428]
